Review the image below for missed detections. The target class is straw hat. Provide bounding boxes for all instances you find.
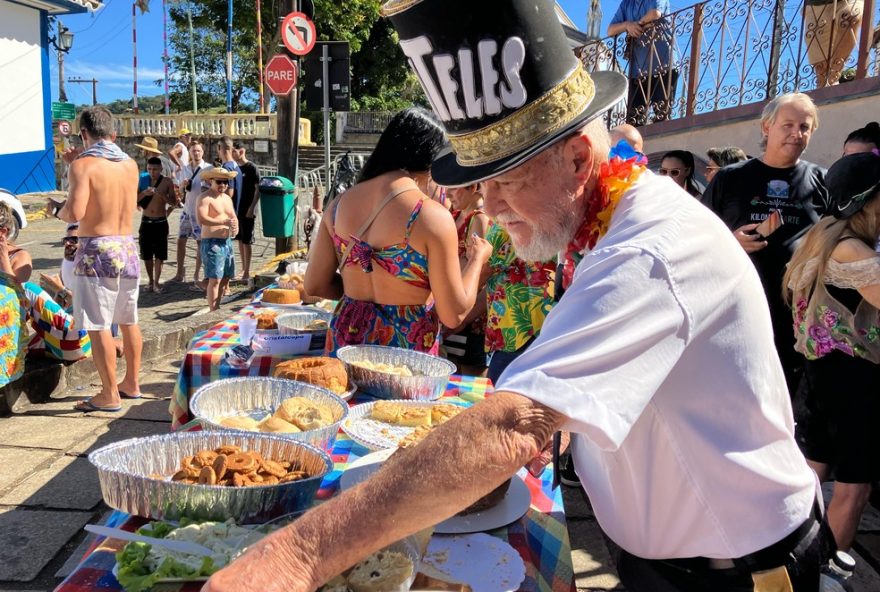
[382,0,627,187]
[134,136,162,154]
[201,166,239,182]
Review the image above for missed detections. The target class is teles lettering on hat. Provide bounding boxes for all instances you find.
[400,36,527,122]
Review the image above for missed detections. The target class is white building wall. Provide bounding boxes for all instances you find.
[0,2,46,156]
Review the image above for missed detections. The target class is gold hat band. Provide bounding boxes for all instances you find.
[380,0,426,17]
[448,64,596,167]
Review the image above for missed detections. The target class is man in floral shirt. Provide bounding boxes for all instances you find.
[484,224,556,383]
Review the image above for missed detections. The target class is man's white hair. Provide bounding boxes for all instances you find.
[760,93,819,149]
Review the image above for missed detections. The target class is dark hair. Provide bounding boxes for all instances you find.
[233,141,245,150]
[218,136,234,150]
[662,150,700,195]
[147,157,162,166]
[79,106,114,139]
[358,107,447,183]
[845,122,880,147]
[706,146,747,168]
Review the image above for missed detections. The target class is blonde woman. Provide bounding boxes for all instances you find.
[784,152,880,551]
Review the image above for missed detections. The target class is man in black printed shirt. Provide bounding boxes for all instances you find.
[702,93,830,396]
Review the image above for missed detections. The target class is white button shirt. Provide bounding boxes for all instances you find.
[497,172,816,560]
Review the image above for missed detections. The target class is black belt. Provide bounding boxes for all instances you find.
[141,216,168,223]
[731,501,822,574]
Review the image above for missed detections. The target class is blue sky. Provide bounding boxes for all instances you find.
[48,1,684,106]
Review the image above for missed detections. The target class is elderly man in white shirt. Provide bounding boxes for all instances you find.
[202,2,829,591]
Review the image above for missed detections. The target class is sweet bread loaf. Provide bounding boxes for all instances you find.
[274,357,349,395]
[259,416,301,433]
[347,550,414,592]
[219,415,260,431]
[262,288,302,304]
[275,397,335,430]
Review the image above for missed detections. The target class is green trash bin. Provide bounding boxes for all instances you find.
[258,176,296,238]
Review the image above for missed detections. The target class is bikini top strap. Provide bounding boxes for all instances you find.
[404,200,425,241]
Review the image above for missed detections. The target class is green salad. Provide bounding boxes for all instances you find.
[114,520,263,592]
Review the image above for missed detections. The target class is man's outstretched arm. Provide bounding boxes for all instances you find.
[202,391,566,592]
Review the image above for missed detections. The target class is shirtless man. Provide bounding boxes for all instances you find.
[196,167,239,311]
[137,157,177,293]
[51,106,143,412]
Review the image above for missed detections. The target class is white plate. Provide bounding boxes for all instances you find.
[421,533,526,592]
[434,475,532,534]
[339,448,396,490]
[341,401,466,450]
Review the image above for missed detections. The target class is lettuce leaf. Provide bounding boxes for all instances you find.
[113,522,218,592]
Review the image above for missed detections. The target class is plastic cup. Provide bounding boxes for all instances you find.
[238,316,257,346]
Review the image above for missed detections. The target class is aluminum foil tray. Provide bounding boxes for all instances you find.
[190,377,348,451]
[276,311,333,335]
[336,345,455,401]
[88,431,332,524]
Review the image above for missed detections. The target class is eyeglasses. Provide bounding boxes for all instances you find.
[63,236,78,244]
[706,165,720,172]
[658,168,683,177]
[214,179,230,185]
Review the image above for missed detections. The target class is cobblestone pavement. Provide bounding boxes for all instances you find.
[2,196,879,591]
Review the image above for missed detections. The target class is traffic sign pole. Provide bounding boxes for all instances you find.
[322,43,331,192]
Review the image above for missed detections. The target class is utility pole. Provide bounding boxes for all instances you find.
[275,0,299,255]
[187,4,198,113]
[226,0,233,113]
[68,78,98,105]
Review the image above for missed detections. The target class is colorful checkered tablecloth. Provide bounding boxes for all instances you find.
[62,311,576,591]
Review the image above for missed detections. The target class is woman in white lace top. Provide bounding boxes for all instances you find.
[784,152,880,552]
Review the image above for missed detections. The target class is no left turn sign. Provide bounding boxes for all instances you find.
[281,12,316,56]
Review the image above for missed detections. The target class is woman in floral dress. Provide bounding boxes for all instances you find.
[306,108,492,355]
[784,152,880,551]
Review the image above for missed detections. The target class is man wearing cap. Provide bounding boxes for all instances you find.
[203,2,829,591]
[168,128,192,183]
[196,167,239,311]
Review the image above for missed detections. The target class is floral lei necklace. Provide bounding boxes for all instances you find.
[561,156,646,290]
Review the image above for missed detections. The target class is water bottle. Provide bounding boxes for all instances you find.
[819,550,855,592]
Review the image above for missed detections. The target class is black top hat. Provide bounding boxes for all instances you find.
[382,0,627,187]
[825,152,880,219]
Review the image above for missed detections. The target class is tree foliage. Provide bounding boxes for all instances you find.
[163,0,416,115]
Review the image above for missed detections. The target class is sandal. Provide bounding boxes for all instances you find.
[75,398,122,413]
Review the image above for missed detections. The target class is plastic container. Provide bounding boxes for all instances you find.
[820,550,855,592]
[259,176,296,238]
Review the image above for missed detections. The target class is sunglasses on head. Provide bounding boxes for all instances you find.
[659,168,683,177]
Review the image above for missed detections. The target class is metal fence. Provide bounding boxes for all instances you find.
[579,0,879,126]
[339,111,395,134]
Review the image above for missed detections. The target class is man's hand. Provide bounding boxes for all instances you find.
[246,207,256,219]
[61,146,83,165]
[734,223,768,253]
[228,217,239,236]
[624,21,644,37]
[526,431,570,478]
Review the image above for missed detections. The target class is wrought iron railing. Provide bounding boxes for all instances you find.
[578,0,879,126]
[338,111,394,135]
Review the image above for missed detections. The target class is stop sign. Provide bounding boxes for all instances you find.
[265,54,298,96]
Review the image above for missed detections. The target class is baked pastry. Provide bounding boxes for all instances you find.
[431,403,463,425]
[352,360,415,377]
[397,406,431,427]
[259,416,301,433]
[274,357,349,395]
[370,401,402,424]
[256,311,278,330]
[219,415,259,431]
[275,397,335,430]
[458,479,512,515]
[262,288,302,304]
[347,550,414,592]
[318,576,350,592]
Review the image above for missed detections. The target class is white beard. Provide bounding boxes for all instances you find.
[506,210,580,262]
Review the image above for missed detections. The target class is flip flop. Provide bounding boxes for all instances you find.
[75,398,122,413]
[119,391,143,400]
[189,284,205,292]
